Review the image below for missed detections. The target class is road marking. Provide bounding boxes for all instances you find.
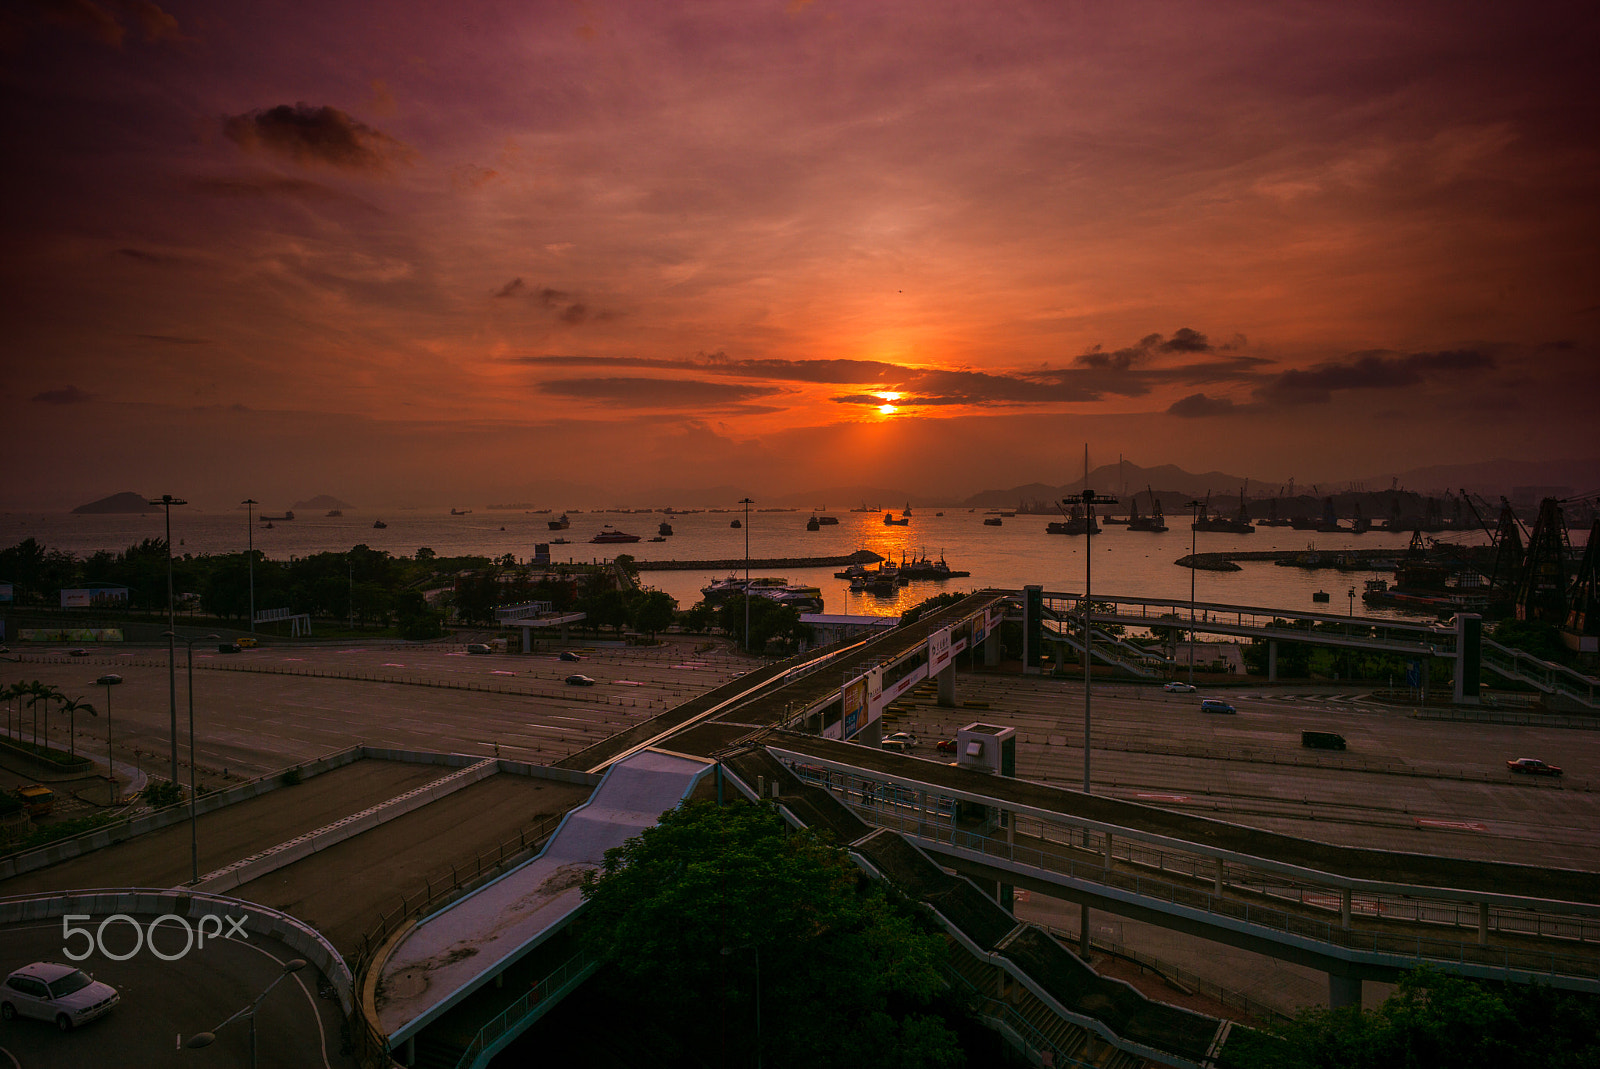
[490,670,517,676]
[1415,818,1486,832]
[1134,792,1191,803]
[382,662,405,667]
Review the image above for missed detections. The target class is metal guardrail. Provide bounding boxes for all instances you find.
[939,959,1107,1069]
[791,768,1600,985]
[449,952,598,1069]
[1482,639,1599,709]
[348,813,562,1069]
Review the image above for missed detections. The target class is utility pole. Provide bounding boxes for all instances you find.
[1185,498,1203,685]
[243,499,258,633]
[150,493,187,786]
[739,498,753,652]
[1072,488,1117,794]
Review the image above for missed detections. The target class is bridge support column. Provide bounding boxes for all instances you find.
[522,628,533,654]
[936,663,956,706]
[1341,889,1351,929]
[1453,613,1483,705]
[984,628,1001,667]
[1214,858,1224,896]
[402,1037,416,1066]
[1478,901,1490,946]
[1328,973,1362,1009]
[1079,904,1090,957]
[1268,641,1278,683]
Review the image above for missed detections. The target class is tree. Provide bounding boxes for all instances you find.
[630,589,677,640]
[1230,966,1600,1069]
[55,695,96,758]
[25,682,63,749]
[901,591,968,626]
[579,801,964,1069]
[395,591,444,640]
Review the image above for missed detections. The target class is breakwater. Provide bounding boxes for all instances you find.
[1176,547,1405,572]
[632,550,884,572]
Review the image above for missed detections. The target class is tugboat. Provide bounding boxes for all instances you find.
[658,519,674,537]
[450,508,471,515]
[883,511,909,526]
[806,515,821,531]
[730,519,741,529]
[548,513,571,531]
[983,516,1003,526]
[372,520,387,529]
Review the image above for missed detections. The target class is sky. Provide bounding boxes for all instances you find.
[3,0,1598,510]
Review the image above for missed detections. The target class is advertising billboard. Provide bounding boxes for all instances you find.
[841,675,868,740]
[928,626,953,676]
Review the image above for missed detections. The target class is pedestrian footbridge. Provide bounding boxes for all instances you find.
[364,748,715,1069]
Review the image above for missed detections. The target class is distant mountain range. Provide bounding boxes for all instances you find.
[71,491,160,514]
[292,494,354,511]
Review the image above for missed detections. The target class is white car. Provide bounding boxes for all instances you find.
[884,731,918,745]
[1163,681,1196,693]
[2,962,119,1030]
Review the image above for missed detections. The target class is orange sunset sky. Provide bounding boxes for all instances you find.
[3,1,1597,509]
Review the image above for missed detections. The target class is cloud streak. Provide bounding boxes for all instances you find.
[222,104,413,171]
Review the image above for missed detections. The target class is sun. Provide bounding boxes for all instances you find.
[878,403,897,415]
[877,391,901,416]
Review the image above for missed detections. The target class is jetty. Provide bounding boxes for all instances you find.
[631,550,884,572]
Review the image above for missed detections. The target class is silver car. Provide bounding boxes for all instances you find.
[2,962,119,1030]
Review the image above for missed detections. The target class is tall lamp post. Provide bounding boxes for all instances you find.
[242,498,258,634]
[185,958,305,1068]
[1070,488,1117,795]
[96,673,122,804]
[150,493,187,785]
[168,630,218,884]
[739,498,753,653]
[1184,498,1204,685]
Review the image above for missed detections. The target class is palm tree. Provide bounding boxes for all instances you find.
[1,681,30,740]
[56,695,97,759]
[25,682,63,750]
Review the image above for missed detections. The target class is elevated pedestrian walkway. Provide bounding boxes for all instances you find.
[368,748,715,1064]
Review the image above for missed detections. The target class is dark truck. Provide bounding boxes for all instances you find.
[1302,730,1347,751]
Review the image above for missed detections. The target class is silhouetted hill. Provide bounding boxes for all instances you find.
[71,491,159,514]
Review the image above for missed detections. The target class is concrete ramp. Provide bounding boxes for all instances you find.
[375,749,715,1045]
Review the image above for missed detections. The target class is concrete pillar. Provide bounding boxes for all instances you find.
[1453,613,1483,705]
[402,1037,416,1066]
[936,663,956,706]
[1328,973,1362,1009]
[1478,901,1490,946]
[1341,888,1352,929]
[1214,857,1224,896]
[1268,640,1278,683]
[522,628,532,654]
[984,628,1001,667]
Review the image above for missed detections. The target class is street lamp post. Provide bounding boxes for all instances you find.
[150,493,187,785]
[185,958,305,1069]
[168,630,218,884]
[96,673,122,804]
[1185,499,1204,685]
[1070,488,1117,795]
[242,498,258,634]
[739,498,753,653]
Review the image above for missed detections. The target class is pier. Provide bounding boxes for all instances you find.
[629,550,884,572]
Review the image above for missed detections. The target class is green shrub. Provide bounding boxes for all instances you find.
[142,780,184,807]
[281,767,302,786]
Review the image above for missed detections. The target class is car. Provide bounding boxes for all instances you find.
[1507,757,1562,776]
[466,643,492,654]
[884,731,917,745]
[559,651,583,662]
[217,642,241,653]
[236,636,258,648]
[935,739,957,754]
[565,674,596,686]
[67,648,89,657]
[2,962,119,1030]
[95,673,122,686]
[1163,681,1197,693]
[1199,699,1236,715]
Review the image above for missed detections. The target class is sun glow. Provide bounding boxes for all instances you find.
[877,391,901,416]
[878,403,897,415]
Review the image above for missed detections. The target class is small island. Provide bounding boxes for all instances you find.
[71,491,160,514]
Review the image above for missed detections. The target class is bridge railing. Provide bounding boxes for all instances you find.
[1481,639,1599,708]
[450,952,599,1069]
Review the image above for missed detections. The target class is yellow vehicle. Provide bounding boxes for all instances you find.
[15,785,53,818]
[236,636,258,648]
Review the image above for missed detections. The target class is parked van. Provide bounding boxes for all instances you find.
[1302,731,1347,751]
[1199,699,1236,715]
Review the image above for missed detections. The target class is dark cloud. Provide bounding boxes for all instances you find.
[1259,349,1494,404]
[12,0,184,47]
[1167,393,1239,418]
[222,104,413,171]
[1161,327,1212,353]
[492,283,616,324]
[494,278,525,298]
[1075,327,1213,371]
[32,386,94,405]
[537,378,781,408]
[116,247,184,266]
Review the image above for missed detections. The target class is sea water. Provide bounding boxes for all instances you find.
[0,507,1495,621]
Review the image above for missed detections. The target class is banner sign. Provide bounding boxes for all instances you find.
[928,626,953,675]
[841,675,868,740]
